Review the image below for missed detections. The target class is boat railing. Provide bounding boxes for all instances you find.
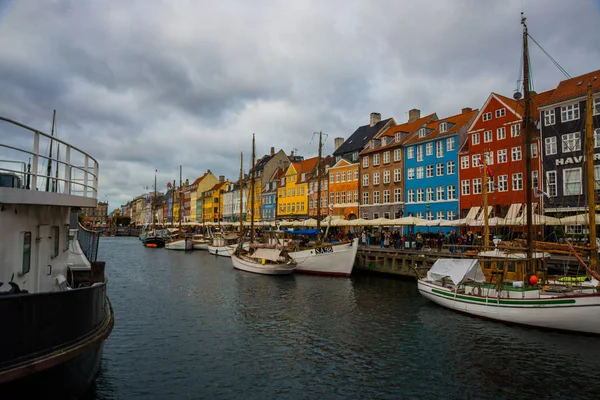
[0,116,98,199]
[78,223,100,262]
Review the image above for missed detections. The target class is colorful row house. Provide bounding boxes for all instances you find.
[246,148,290,222]
[307,155,332,219]
[277,157,318,220]
[201,176,229,223]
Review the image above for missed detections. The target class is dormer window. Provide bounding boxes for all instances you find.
[381,137,387,146]
[439,122,447,133]
[418,128,426,138]
[395,132,401,142]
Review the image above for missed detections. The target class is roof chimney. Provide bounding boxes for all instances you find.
[270,147,275,156]
[290,150,294,157]
[408,109,420,123]
[370,112,381,127]
[462,107,472,114]
[334,137,344,151]
[219,175,224,183]
[185,178,189,186]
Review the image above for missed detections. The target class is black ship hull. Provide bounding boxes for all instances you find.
[0,282,114,399]
[142,235,166,248]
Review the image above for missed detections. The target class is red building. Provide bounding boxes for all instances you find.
[459,91,553,222]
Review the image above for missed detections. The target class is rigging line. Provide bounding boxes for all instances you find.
[527,33,571,79]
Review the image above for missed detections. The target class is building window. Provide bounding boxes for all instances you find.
[383,151,390,164]
[498,175,508,192]
[383,170,390,184]
[416,212,424,219]
[408,189,415,203]
[439,122,448,133]
[352,151,359,161]
[395,132,402,142]
[483,112,492,121]
[545,136,557,155]
[594,98,600,115]
[512,173,523,191]
[373,154,380,166]
[329,174,334,183]
[561,103,580,122]
[426,211,434,221]
[461,180,470,195]
[335,192,339,204]
[495,108,506,118]
[510,124,520,137]
[407,146,414,159]
[330,192,334,204]
[563,168,582,195]
[426,165,433,178]
[436,211,444,220]
[393,169,401,182]
[436,163,444,176]
[445,161,454,175]
[532,170,539,188]
[497,149,507,163]
[495,127,505,140]
[531,143,538,158]
[426,187,434,201]
[373,172,380,185]
[362,174,369,187]
[472,133,480,145]
[484,130,492,143]
[407,168,415,180]
[394,189,401,202]
[363,156,369,168]
[52,226,60,258]
[354,190,358,202]
[416,146,423,161]
[448,210,456,220]
[595,129,600,148]
[473,178,482,194]
[447,185,456,200]
[562,132,581,153]
[373,191,380,204]
[335,172,340,182]
[484,151,494,165]
[511,146,522,161]
[362,192,369,205]
[393,148,401,162]
[22,232,31,274]
[418,128,427,138]
[436,140,444,158]
[544,110,555,126]
[416,166,424,179]
[472,154,481,167]
[461,156,469,169]
[487,179,494,193]
[417,189,424,202]
[436,186,444,201]
[341,171,346,182]
[426,142,433,156]
[446,137,455,152]
[383,190,390,203]
[341,191,346,203]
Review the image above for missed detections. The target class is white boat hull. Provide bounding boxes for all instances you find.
[231,254,296,275]
[165,238,193,251]
[290,238,359,276]
[417,280,600,334]
[208,245,234,257]
[193,241,209,251]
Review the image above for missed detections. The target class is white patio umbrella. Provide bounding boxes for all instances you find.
[505,214,562,226]
[557,213,600,226]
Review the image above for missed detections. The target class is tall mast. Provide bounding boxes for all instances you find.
[46,109,56,192]
[316,131,323,243]
[179,165,183,238]
[521,13,534,267]
[171,180,176,227]
[239,152,244,233]
[153,170,157,231]
[482,149,489,249]
[586,83,598,270]
[250,134,256,244]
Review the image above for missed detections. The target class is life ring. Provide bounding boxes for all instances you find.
[473,286,482,296]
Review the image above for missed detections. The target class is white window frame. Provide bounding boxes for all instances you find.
[544,109,555,126]
[497,127,507,140]
[497,149,507,163]
[393,148,401,162]
[394,188,401,203]
[393,169,401,182]
[436,186,444,201]
[426,142,433,156]
[461,180,470,195]
[511,146,522,161]
[447,185,456,200]
[363,156,369,168]
[373,172,380,185]
[416,166,424,179]
[472,133,480,145]
[383,151,390,164]
[426,187,434,202]
[362,174,369,187]
[416,146,423,162]
[417,189,424,202]
[545,136,557,155]
[495,108,506,118]
[512,173,523,191]
[447,161,455,175]
[510,124,520,137]
[439,122,447,133]
[383,170,390,184]
[473,178,482,194]
[561,103,580,122]
[484,130,492,143]
[407,146,414,159]
[498,175,508,192]
[561,132,581,153]
[373,154,380,166]
[436,162,444,176]
[426,165,433,178]
[362,192,369,205]
[546,170,557,197]
[461,156,469,169]
[563,167,582,196]
[482,112,492,121]
[407,189,415,203]
[408,168,415,180]
[446,137,455,152]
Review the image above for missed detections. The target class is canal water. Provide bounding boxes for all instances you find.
[86,237,600,400]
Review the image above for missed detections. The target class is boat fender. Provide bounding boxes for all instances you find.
[473,286,482,296]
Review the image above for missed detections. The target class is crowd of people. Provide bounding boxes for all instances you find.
[358,228,482,252]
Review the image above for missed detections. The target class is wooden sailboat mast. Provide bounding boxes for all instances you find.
[316,131,323,243]
[586,83,598,270]
[250,134,256,244]
[239,152,244,233]
[179,165,183,238]
[482,148,489,249]
[521,13,535,267]
[152,171,157,231]
[171,179,176,227]
[46,109,56,192]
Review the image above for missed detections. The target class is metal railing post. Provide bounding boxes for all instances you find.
[64,146,71,194]
[31,132,39,190]
[84,155,89,197]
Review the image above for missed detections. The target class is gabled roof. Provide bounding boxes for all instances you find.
[495,90,554,121]
[292,156,319,174]
[329,158,356,169]
[403,109,478,146]
[360,113,437,155]
[333,118,394,156]
[540,69,600,107]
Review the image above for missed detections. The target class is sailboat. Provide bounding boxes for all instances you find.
[231,134,297,275]
[417,14,600,335]
[142,170,165,248]
[288,131,359,276]
[165,166,193,251]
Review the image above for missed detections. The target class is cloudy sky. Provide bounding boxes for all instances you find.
[1,0,599,211]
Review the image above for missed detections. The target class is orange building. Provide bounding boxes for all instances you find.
[328,158,360,220]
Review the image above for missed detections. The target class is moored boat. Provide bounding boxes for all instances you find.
[231,248,297,275]
[290,237,358,276]
[0,115,114,397]
[192,234,210,250]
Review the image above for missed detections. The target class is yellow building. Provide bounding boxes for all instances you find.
[202,180,229,222]
[277,157,318,220]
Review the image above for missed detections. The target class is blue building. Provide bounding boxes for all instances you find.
[404,108,478,234]
[261,169,281,221]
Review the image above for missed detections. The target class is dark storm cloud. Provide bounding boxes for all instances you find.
[0,0,598,209]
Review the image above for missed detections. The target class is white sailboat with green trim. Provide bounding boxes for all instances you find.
[417,15,600,335]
